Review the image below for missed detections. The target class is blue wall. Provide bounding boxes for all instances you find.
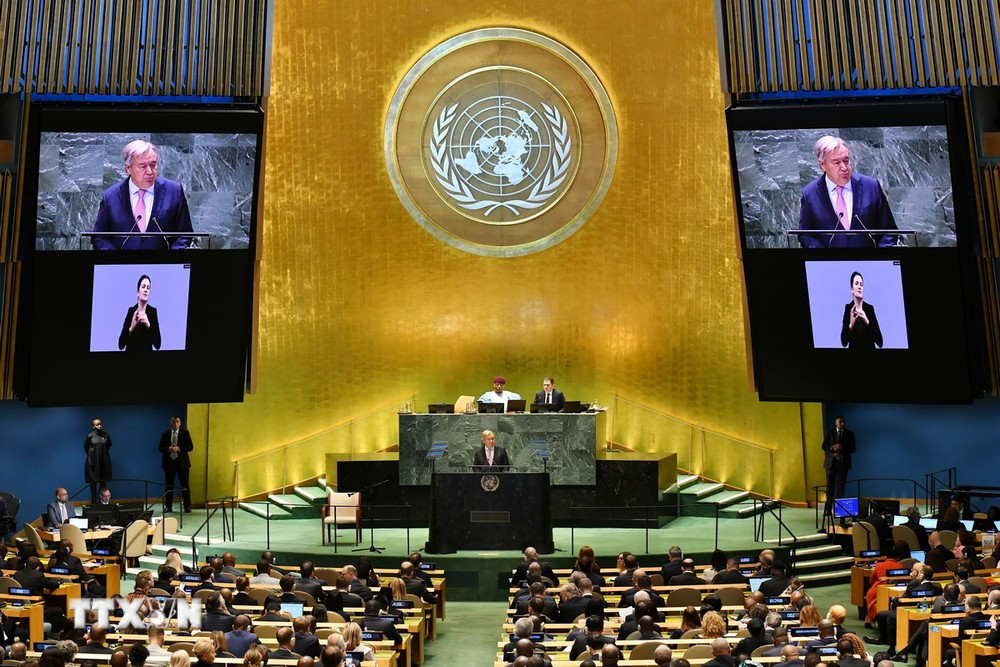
[0,400,183,525]
[828,397,1000,506]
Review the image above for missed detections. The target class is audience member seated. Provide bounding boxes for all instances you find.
[250,560,281,587]
[340,622,375,663]
[340,565,372,602]
[936,507,962,532]
[901,505,931,551]
[569,615,616,660]
[46,488,77,529]
[734,618,769,659]
[292,615,321,659]
[669,558,706,586]
[702,550,727,584]
[614,553,639,587]
[670,606,701,640]
[356,599,401,645]
[618,571,665,609]
[191,566,219,594]
[660,545,684,582]
[399,561,436,603]
[704,637,736,667]
[700,611,728,639]
[802,619,838,652]
[757,561,790,596]
[267,627,298,661]
[199,592,234,632]
[713,558,750,585]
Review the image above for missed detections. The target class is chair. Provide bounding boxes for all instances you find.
[751,645,771,657]
[22,522,45,552]
[151,519,166,547]
[0,576,21,594]
[892,525,921,551]
[899,558,917,568]
[968,576,989,593]
[851,521,878,557]
[293,590,317,608]
[327,611,347,624]
[666,587,702,608]
[314,567,339,586]
[629,640,672,660]
[162,517,179,534]
[624,631,641,640]
[734,628,750,638]
[59,523,88,554]
[121,519,149,566]
[982,556,997,569]
[715,586,746,606]
[168,643,194,653]
[945,558,959,573]
[321,491,361,545]
[680,629,701,639]
[683,644,714,659]
[253,626,278,639]
[192,589,216,602]
[648,573,664,587]
[0,492,21,518]
[149,588,170,597]
[938,530,958,550]
[248,587,277,605]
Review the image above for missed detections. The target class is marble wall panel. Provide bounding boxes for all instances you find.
[398,413,598,486]
[733,127,956,249]
[34,131,256,250]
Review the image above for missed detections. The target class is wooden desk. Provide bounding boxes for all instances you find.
[929,622,960,667]
[876,584,906,613]
[962,640,1000,667]
[4,603,44,645]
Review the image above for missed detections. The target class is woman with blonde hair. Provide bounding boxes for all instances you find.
[798,603,823,627]
[169,651,190,667]
[192,640,215,667]
[242,646,267,667]
[700,611,727,638]
[210,630,231,657]
[164,549,188,574]
[341,622,376,663]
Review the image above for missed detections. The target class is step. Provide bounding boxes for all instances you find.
[798,570,852,584]
[791,544,842,559]
[792,555,854,571]
[666,474,700,493]
[698,490,749,508]
[150,543,193,556]
[294,485,327,505]
[268,494,318,519]
[238,502,293,520]
[737,500,780,517]
[682,482,724,500]
[763,532,828,546]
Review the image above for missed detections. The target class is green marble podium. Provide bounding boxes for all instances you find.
[398,412,604,486]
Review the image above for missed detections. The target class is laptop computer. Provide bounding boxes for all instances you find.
[280,602,304,617]
[506,399,527,412]
[68,517,90,530]
[477,401,504,414]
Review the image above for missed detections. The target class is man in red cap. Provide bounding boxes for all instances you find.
[477,376,521,410]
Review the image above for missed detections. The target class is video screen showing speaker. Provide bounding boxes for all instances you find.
[16,103,263,407]
[727,96,984,403]
[727,98,970,251]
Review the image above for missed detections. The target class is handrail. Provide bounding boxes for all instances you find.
[811,476,936,529]
[233,395,416,499]
[926,468,957,514]
[188,497,236,569]
[610,395,776,498]
[569,504,665,555]
[753,498,796,570]
[233,395,418,466]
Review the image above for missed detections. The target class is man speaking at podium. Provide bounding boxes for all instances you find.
[797,135,897,249]
[92,140,194,250]
[473,430,510,472]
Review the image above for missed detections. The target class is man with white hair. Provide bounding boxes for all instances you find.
[797,135,897,248]
[92,139,193,250]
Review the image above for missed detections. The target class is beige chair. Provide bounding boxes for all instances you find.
[938,530,958,550]
[945,558,959,572]
[327,611,347,624]
[0,576,21,594]
[192,589,216,602]
[168,643,194,653]
[648,573,664,587]
[59,523,88,554]
[715,586,746,606]
[968,576,989,593]
[253,626,277,639]
[322,491,361,545]
[151,519,167,547]
[293,590,317,608]
[666,587,702,608]
[683,644,714,659]
[629,640,672,660]
[899,558,917,569]
[982,556,997,569]
[892,525,921,551]
[162,517,179,534]
[121,519,149,566]
[624,630,641,640]
[314,567,339,586]
[22,523,45,552]
[149,587,171,597]
[734,628,750,638]
[851,521,878,557]
[248,587,277,605]
[679,629,701,639]
[751,645,771,657]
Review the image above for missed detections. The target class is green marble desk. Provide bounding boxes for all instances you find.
[398,412,604,486]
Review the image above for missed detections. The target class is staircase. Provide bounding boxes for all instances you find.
[238,479,328,521]
[673,472,853,586]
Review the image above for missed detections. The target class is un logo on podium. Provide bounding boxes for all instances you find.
[480,474,500,492]
[385,28,617,257]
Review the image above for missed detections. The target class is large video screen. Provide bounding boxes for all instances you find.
[16,103,263,407]
[727,97,984,403]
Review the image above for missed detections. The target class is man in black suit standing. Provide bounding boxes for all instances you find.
[533,377,565,411]
[159,415,194,513]
[821,415,856,514]
[472,430,511,471]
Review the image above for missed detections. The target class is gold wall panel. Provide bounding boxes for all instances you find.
[189,0,823,504]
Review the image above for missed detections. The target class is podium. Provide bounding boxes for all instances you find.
[425,472,553,554]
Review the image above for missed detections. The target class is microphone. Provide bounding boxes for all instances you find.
[830,212,844,247]
[122,215,142,250]
[853,214,877,247]
[150,216,170,249]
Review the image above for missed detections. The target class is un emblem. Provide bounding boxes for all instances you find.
[385,28,617,257]
[480,474,500,492]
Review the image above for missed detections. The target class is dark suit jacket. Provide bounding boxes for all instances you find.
[358,615,402,644]
[557,595,591,623]
[46,500,78,528]
[118,304,161,352]
[295,577,325,601]
[293,632,322,658]
[224,630,259,658]
[797,173,898,248]
[514,595,558,620]
[512,561,559,586]
[758,576,791,597]
[660,560,684,582]
[159,428,195,471]
[822,427,856,471]
[473,445,511,471]
[13,568,60,595]
[200,610,235,632]
[703,656,736,667]
[349,578,373,602]
[958,612,989,640]
[713,569,750,585]
[403,576,436,603]
[840,302,883,349]
[618,589,665,610]
[82,644,115,655]
[92,177,193,250]
[533,389,566,411]
[266,648,296,661]
[668,572,706,586]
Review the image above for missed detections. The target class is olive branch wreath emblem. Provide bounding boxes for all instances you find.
[429,102,572,217]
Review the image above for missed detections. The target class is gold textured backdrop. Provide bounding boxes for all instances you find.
[188,1,824,504]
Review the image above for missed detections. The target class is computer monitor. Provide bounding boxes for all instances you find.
[748,577,767,592]
[910,550,925,563]
[833,497,859,518]
[560,400,583,413]
[68,517,89,530]
[918,517,938,530]
[506,399,527,412]
[960,519,975,531]
[529,403,559,413]
[427,403,454,414]
[85,505,116,527]
[115,503,152,526]
[477,401,504,414]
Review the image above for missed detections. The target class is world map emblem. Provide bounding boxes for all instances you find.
[430,97,572,220]
[385,28,618,257]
